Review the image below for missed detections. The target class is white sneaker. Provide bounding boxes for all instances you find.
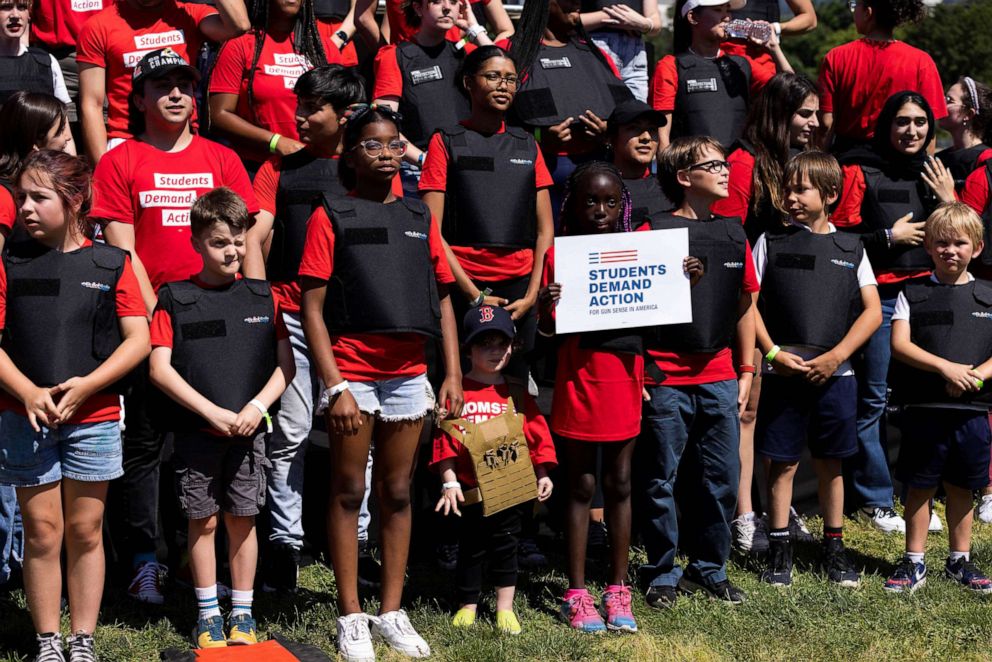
[336,613,376,662]
[928,509,943,532]
[731,512,768,554]
[857,506,906,534]
[372,609,431,658]
[977,495,992,524]
[789,507,815,543]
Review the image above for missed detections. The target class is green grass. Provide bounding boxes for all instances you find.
[4,504,992,661]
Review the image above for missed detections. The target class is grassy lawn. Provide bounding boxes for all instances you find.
[3,503,992,661]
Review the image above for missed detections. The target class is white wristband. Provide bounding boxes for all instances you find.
[248,399,273,434]
[316,380,351,415]
[442,481,461,491]
[466,24,485,41]
[772,21,782,36]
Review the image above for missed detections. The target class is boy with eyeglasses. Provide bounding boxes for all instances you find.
[638,135,758,609]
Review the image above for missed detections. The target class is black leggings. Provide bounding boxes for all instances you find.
[455,503,522,605]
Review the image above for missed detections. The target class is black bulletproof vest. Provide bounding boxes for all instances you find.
[759,227,863,351]
[1,241,124,389]
[891,278,992,406]
[513,39,632,128]
[158,278,278,431]
[624,175,671,227]
[936,143,989,191]
[672,52,750,148]
[0,48,54,105]
[856,165,935,271]
[731,0,780,23]
[397,41,470,149]
[581,0,643,15]
[269,150,347,282]
[979,162,992,268]
[314,0,350,19]
[647,213,747,353]
[440,125,537,248]
[322,196,442,337]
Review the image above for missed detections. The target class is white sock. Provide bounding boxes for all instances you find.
[195,585,221,620]
[950,550,970,563]
[231,589,253,617]
[906,552,925,565]
[741,511,756,522]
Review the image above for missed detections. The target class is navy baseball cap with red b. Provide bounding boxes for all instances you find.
[463,305,515,345]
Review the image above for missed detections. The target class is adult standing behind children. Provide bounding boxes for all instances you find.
[937,77,992,191]
[0,150,150,662]
[91,48,258,606]
[208,0,358,169]
[0,0,70,104]
[77,0,250,162]
[721,0,816,92]
[578,0,662,102]
[817,0,945,152]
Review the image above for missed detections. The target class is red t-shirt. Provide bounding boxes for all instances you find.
[963,164,990,218]
[430,377,556,487]
[91,136,259,291]
[650,51,768,111]
[832,164,931,285]
[721,40,775,93]
[208,21,359,162]
[418,120,553,282]
[635,221,760,386]
[711,146,754,222]
[0,186,15,234]
[31,0,104,51]
[297,201,455,381]
[76,0,218,139]
[0,241,146,424]
[385,0,488,44]
[818,39,947,143]
[540,246,644,441]
[253,153,403,313]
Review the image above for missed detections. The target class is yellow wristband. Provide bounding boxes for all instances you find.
[765,345,782,362]
[977,379,985,390]
[268,133,282,154]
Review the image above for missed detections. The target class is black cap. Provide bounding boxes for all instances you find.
[463,305,515,345]
[608,99,667,130]
[131,48,201,89]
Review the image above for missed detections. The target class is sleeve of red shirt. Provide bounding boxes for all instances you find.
[149,307,173,348]
[522,393,557,469]
[91,148,135,225]
[428,214,455,285]
[117,257,148,317]
[208,35,249,95]
[650,56,677,111]
[918,53,947,121]
[594,45,621,79]
[534,147,553,189]
[430,425,464,468]
[417,132,450,192]
[188,2,220,29]
[832,165,866,228]
[221,148,260,214]
[298,207,334,280]
[742,240,759,293]
[253,158,281,215]
[0,185,15,231]
[75,16,107,68]
[273,300,290,340]
[962,167,989,215]
[712,149,752,220]
[373,45,403,99]
[817,51,835,114]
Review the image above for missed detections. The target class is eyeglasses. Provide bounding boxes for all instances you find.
[848,0,857,12]
[478,72,519,88]
[353,139,408,157]
[686,159,730,174]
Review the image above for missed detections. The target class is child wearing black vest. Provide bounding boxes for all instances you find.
[884,202,992,595]
[639,136,757,609]
[149,188,295,648]
[752,152,882,587]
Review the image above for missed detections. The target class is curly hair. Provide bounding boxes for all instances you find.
[863,0,927,29]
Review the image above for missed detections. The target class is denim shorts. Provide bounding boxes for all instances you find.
[349,373,435,422]
[0,411,123,486]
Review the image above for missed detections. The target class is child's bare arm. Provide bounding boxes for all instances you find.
[755,294,810,377]
[732,292,756,415]
[434,458,464,516]
[232,337,297,437]
[0,342,58,431]
[149,346,238,434]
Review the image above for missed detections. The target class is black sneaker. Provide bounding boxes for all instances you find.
[644,584,678,609]
[436,543,458,571]
[262,543,300,594]
[357,541,382,589]
[822,539,860,588]
[678,575,746,604]
[760,538,793,587]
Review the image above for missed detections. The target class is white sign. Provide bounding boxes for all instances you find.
[553,229,692,334]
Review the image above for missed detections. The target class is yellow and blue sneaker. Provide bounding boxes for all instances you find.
[194,615,227,649]
[227,613,258,645]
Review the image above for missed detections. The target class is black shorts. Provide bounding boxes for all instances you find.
[896,407,991,490]
[172,431,267,519]
[755,375,858,463]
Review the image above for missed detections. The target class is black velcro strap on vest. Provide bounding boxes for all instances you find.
[446,129,468,147]
[244,279,272,297]
[831,233,860,253]
[774,253,816,270]
[904,283,931,304]
[514,88,558,119]
[645,361,667,383]
[279,189,325,205]
[344,227,388,244]
[181,320,227,340]
[878,188,911,204]
[170,287,202,306]
[9,278,60,296]
[455,156,495,171]
[91,247,125,270]
[914,310,953,327]
[974,281,992,306]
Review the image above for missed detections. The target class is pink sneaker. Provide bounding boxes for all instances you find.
[560,590,606,633]
[601,585,638,632]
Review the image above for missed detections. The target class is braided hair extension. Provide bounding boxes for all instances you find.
[245,0,328,122]
[559,160,633,235]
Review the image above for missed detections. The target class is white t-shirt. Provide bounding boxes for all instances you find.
[892,273,975,322]
[753,222,877,377]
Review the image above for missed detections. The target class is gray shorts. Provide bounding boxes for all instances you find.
[172,431,267,520]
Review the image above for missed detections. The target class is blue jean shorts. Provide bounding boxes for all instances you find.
[349,373,435,422]
[0,411,123,486]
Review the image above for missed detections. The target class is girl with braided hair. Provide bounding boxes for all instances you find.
[208,0,358,168]
[538,161,668,633]
[937,76,992,191]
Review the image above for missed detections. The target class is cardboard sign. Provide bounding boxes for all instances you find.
[553,229,692,334]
